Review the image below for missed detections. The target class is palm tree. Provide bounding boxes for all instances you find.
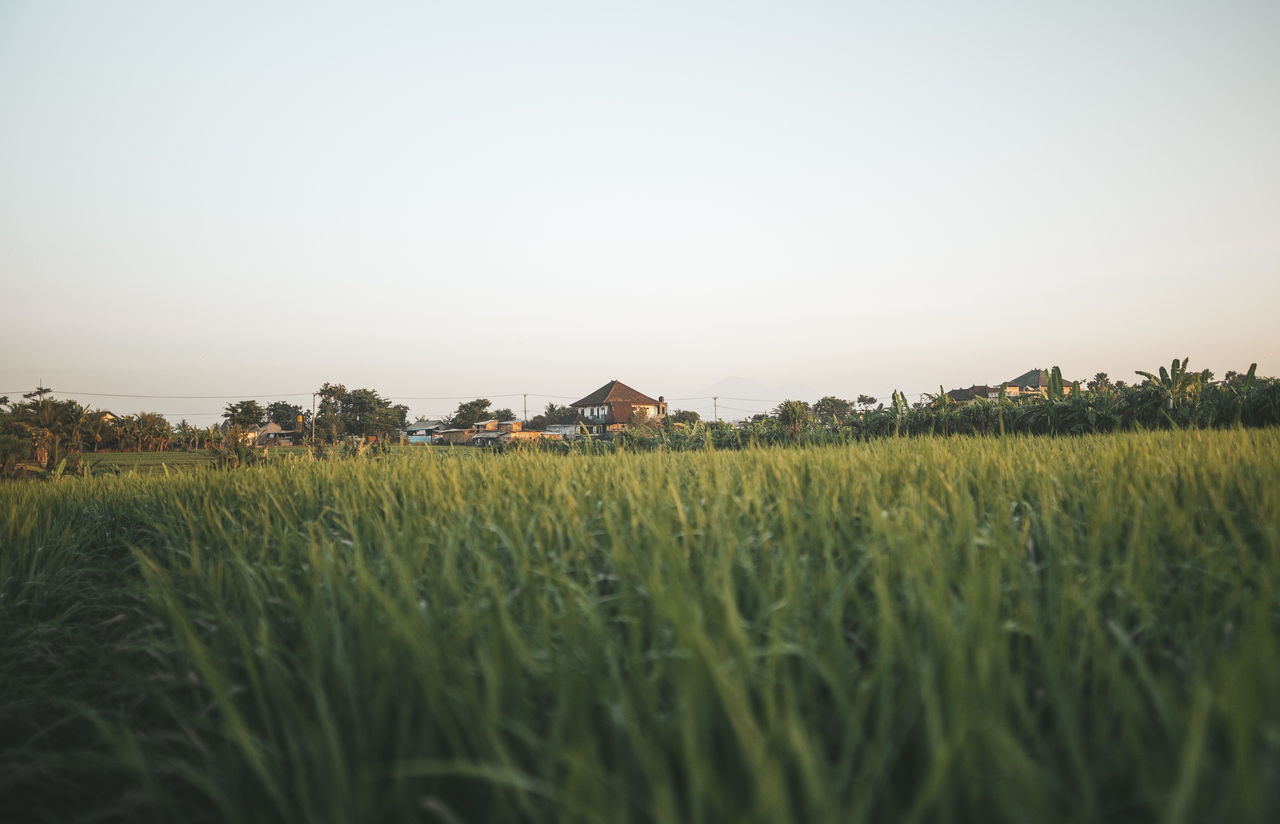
[136,412,170,452]
[19,390,77,468]
[772,400,813,440]
[115,415,140,452]
[84,409,111,452]
[175,420,196,451]
[66,402,90,455]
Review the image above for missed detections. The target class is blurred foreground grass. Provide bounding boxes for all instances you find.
[2,430,1278,823]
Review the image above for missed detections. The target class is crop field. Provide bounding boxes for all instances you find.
[83,450,218,473]
[3,430,1278,823]
[78,445,474,473]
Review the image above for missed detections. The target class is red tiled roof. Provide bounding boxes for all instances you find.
[570,379,661,408]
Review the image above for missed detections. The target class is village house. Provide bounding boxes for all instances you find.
[469,419,562,447]
[403,419,446,444]
[251,422,295,446]
[570,380,668,437]
[434,427,476,445]
[1002,369,1056,397]
[946,384,1002,403]
[468,419,509,447]
[546,422,584,440]
[946,369,1070,403]
[428,418,562,447]
[212,420,295,446]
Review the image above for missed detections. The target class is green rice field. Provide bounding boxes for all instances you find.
[83,450,217,473]
[3,429,1278,822]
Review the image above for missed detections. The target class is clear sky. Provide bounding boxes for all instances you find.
[2,0,1277,424]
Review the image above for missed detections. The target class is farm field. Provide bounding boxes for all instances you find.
[80,446,437,475]
[83,449,218,472]
[3,430,1278,823]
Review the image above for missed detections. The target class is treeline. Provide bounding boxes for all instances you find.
[3,360,1277,473]
[0,382,416,478]
[432,398,579,431]
[616,360,1279,451]
[0,389,172,477]
[221,384,414,444]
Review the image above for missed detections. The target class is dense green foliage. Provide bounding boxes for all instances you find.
[265,401,305,430]
[314,383,409,443]
[527,402,581,431]
[633,361,1280,451]
[222,400,268,428]
[3,360,1275,474]
[442,398,516,429]
[3,431,1278,822]
[0,389,173,476]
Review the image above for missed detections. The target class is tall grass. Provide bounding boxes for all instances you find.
[3,430,1278,822]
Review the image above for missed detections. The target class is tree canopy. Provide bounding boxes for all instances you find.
[668,409,701,426]
[813,396,853,423]
[772,400,813,438]
[266,401,304,430]
[527,403,578,431]
[314,383,406,442]
[446,399,493,429]
[223,401,266,428]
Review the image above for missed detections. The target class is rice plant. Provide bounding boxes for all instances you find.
[2,429,1278,822]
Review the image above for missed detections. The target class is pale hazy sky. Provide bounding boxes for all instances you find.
[2,0,1277,424]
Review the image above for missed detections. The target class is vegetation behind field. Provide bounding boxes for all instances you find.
[3,358,1279,479]
[3,430,1279,822]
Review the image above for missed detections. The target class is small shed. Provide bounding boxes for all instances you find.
[252,422,294,447]
[404,419,446,444]
[436,428,476,446]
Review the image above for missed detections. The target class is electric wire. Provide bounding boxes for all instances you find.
[7,387,937,424]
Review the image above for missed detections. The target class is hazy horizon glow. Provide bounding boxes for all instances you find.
[2,1,1277,425]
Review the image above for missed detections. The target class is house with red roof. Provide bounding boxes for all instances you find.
[570,380,668,436]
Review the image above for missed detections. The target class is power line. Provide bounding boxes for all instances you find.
[389,393,524,400]
[47,390,315,399]
[27,389,581,403]
[14,388,937,416]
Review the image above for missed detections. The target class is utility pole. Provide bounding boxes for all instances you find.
[713,396,718,421]
[310,392,317,444]
[523,393,528,422]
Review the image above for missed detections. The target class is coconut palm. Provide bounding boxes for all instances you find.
[772,400,813,440]
[115,415,140,452]
[19,390,79,468]
[83,409,114,452]
[135,412,170,451]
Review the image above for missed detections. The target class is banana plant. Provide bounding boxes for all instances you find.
[1135,357,1210,412]
[1047,367,1065,400]
[1227,363,1258,425]
[889,390,910,437]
